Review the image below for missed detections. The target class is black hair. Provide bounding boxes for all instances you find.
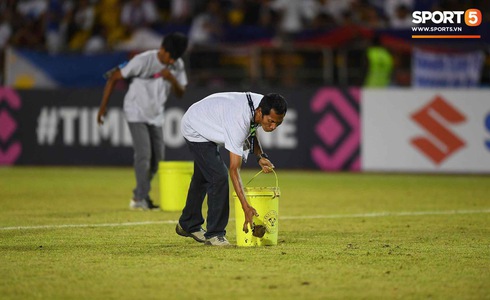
[161,32,188,60]
[259,93,288,116]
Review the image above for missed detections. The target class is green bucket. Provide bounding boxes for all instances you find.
[159,161,193,211]
[233,170,280,246]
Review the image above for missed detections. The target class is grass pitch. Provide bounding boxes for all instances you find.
[0,167,489,300]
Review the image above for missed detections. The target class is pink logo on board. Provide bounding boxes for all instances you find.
[310,88,360,171]
[0,88,22,165]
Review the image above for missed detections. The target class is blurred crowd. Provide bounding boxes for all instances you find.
[0,0,488,88]
[0,0,487,54]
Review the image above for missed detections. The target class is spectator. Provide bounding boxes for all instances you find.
[11,16,45,50]
[0,8,13,85]
[44,0,73,54]
[95,0,126,48]
[383,0,413,27]
[13,0,48,50]
[113,27,163,51]
[168,0,194,24]
[16,0,48,21]
[67,0,96,51]
[120,0,159,32]
[390,4,413,28]
[83,22,109,54]
[363,34,394,87]
[113,0,162,51]
[262,0,317,87]
[188,0,225,85]
[269,0,315,44]
[0,9,13,50]
[359,3,386,29]
[188,0,224,48]
[313,0,354,26]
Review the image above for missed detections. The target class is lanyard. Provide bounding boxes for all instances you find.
[246,92,258,152]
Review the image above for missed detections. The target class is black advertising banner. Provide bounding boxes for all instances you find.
[0,86,361,171]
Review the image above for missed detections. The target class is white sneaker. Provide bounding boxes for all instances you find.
[204,236,231,246]
[129,198,159,211]
[129,199,148,210]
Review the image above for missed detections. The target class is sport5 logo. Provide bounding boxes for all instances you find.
[412,8,481,26]
[410,95,466,165]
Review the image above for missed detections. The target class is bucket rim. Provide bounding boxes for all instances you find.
[159,161,194,169]
[245,169,279,188]
[233,187,280,198]
[159,161,194,164]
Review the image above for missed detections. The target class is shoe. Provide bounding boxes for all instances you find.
[175,223,206,243]
[130,198,148,210]
[145,197,160,210]
[129,198,160,211]
[204,236,231,246]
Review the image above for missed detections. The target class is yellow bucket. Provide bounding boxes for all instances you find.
[233,170,280,246]
[159,161,193,211]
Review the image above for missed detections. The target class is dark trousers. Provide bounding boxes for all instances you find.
[179,139,229,238]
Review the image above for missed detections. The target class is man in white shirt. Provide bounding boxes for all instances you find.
[97,32,188,210]
[176,92,288,246]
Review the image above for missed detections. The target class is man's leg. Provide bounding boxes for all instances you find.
[127,122,152,201]
[179,152,207,233]
[146,124,164,206]
[148,125,164,181]
[180,141,229,238]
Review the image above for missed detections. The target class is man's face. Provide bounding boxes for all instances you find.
[158,48,175,65]
[259,109,285,132]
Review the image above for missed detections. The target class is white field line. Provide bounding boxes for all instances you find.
[1,209,489,231]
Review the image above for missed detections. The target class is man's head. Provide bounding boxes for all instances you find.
[257,93,288,132]
[159,32,188,64]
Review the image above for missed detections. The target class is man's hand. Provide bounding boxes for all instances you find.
[97,107,106,125]
[258,157,274,173]
[160,68,185,98]
[242,205,259,233]
[161,68,175,81]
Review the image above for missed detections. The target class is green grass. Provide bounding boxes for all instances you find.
[1,167,489,300]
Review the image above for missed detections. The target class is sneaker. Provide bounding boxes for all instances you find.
[130,198,148,210]
[129,198,160,211]
[204,236,231,246]
[145,197,160,210]
[175,223,206,243]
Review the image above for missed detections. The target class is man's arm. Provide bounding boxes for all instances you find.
[161,69,186,98]
[229,152,258,233]
[97,69,123,125]
[252,134,274,173]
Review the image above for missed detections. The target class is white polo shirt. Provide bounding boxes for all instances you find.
[181,92,263,157]
[120,50,188,125]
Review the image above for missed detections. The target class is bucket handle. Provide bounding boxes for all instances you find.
[245,168,279,189]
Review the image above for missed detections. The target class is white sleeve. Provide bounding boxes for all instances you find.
[120,55,145,78]
[173,59,188,87]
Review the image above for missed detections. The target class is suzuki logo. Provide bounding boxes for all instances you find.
[410,95,466,165]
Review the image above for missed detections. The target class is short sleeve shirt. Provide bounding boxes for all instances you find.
[120,50,187,125]
[181,92,263,156]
